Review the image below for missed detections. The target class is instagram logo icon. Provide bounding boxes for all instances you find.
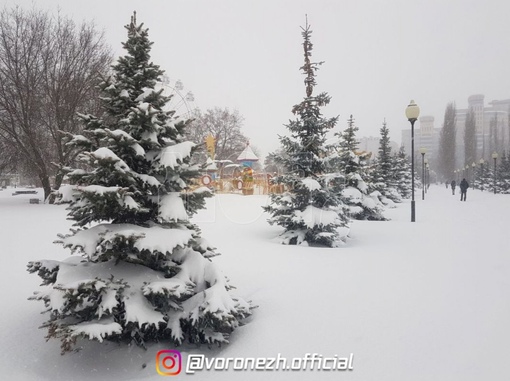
[156,350,182,376]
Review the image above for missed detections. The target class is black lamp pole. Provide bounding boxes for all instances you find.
[425,160,429,194]
[425,162,429,195]
[480,158,484,192]
[492,152,498,194]
[421,152,425,200]
[411,119,416,221]
[406,100,420,222]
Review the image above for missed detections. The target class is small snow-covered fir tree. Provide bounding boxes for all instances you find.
[334,115,387,220]
[370,119,401,204]
[392,146,412,199]
[27,13,252,354]
[263,19,349,247]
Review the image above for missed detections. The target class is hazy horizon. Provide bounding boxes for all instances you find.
[5,0,510,158]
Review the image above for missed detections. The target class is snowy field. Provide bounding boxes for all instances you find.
[1,186,509,380]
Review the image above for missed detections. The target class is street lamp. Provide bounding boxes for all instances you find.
[424,159,429,194]
[419,147,427,200]
[479,158,485,191]
[492,152,498,194]
[406,100,420,222]
[471,162,476,185]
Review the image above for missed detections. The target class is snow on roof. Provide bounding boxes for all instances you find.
[236,144,259,162]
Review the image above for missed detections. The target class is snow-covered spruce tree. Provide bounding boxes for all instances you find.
[370,120,401,204]
[27,13,252,354]
[473,161,484,190]
[497,151,510,193]
[392,146,412,199]
[480,161,497,193]
[333,115,387,220]
[263,20,349,247]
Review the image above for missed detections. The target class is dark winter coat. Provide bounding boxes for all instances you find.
[460,179,469,192]
[451,180,456,188]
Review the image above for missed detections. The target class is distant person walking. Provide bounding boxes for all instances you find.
[445,181,449,189]
[460,178,469,201]
[451,180,456,195]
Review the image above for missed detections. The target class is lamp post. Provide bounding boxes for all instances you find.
[406,100,420,222]
[419,147,427,200]
[426,162,430,190]
[492,152,498,194]
[479,158,484,191]
[424,159,429,194]
[471,162,476,185]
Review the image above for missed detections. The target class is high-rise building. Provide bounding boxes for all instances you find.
[400,116,440,166]
[456,94,509,164]
[401,94,510,171]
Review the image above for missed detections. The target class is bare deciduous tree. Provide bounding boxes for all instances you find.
[186,107,249,161]
[0,6,111,200]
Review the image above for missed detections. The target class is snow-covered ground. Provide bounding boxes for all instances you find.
[1,186,509,380]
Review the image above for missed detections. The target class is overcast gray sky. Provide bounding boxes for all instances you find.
[6,0,510,158]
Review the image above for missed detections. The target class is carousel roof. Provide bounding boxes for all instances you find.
[236,144,259,162]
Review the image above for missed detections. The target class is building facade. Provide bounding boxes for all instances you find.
[401,94,510,174]
[456,94,509,165]
[359,136,399,159]
[400,115,440,168]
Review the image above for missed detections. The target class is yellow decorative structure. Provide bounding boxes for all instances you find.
[205,135,215,159]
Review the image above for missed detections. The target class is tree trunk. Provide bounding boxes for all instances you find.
[40,172,52,203]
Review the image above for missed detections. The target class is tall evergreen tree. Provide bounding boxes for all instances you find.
[464,108,476,166]
[489,115,500,155]
[377,120,392,180]
[264,19,349,247]
[392,147,412,199]
[371,119,401,203]
[27,13,252,354]
[334,115,387,220]
[438,102,457,180]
